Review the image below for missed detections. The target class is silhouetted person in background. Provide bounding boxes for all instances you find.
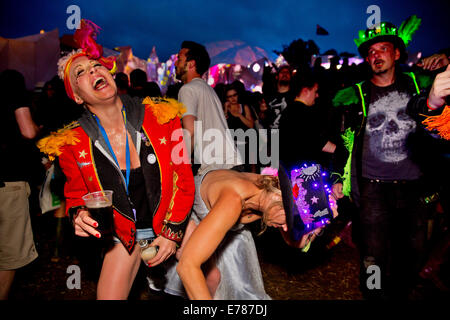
[224,83,255,172]
[165,82,183,100]
[36,76,84,135]
[115,72,129,95]
[252,92,273,130]
[213,83,226,107]
[231,80,252,108]
[264,65,295,129]
[0,69,39,299]
[34,76,84,262]
[279,74,343,170]
[129,69,148,98]
[129,69,161,98]
[144,81,162,97]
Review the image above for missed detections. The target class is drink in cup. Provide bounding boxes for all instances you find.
[82,190,114,238]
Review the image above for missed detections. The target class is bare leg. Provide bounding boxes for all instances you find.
[178,220,221,297]
[0,270,15,300]
[96,243,141,300]
[204,262,221,297]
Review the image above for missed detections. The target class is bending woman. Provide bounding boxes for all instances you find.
[38,20,194,299]
[174,168,337,300]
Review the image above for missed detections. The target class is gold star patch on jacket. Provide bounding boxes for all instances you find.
[79,150,87,159]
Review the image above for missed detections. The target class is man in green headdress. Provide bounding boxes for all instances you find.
[331,16,431,299]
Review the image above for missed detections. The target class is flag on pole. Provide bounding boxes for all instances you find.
[316,25,329,35]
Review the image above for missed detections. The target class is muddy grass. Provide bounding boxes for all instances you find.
[8,214,446,301]
[256,225,363,300]
[9,214,364,300]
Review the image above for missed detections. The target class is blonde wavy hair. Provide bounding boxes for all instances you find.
[253,175,284,235]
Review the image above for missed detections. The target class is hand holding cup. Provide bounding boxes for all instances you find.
[73,209,102,238]
[78,190,114,239]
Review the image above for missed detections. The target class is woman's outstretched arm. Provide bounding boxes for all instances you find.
[176,188,243,300]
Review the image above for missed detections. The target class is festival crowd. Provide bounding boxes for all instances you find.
[1,16,449,301]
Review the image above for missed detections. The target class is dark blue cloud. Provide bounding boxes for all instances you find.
[1,0,448,62]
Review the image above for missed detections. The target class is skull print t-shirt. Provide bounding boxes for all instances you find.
[361,80,421,180]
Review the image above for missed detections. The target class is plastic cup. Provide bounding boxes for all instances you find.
[82,190,114,238]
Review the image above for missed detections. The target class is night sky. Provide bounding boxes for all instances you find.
[1,0,449,62]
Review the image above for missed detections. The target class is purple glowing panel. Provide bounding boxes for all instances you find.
[290,163,333,232]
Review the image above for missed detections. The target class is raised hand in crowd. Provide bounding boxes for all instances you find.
[428,64,450,110]
[417,53,449,71]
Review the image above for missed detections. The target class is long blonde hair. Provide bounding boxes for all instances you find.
[253,175,283,235]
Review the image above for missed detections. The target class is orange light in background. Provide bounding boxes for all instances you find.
[40,30,45,34]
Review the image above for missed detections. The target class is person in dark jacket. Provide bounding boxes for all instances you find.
[279,75,343,170]
[331,16,431,299]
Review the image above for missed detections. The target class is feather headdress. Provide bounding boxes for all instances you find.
[58,19,117,101]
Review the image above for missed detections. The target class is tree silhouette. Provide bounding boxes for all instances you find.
[323,49,338,56]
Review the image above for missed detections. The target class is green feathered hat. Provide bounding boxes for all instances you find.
[354,15,421,60]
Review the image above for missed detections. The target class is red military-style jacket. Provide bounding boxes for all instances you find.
[49,95,194,253]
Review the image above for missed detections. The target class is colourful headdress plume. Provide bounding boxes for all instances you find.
[354,15,421,58]
[60,19,117,101]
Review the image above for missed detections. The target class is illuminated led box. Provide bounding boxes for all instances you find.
[279,162,334,241]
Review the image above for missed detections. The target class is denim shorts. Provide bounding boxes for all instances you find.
[113,227,156,245]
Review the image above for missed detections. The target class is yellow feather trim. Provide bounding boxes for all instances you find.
[37,121,80,161]
[142,96,186,125]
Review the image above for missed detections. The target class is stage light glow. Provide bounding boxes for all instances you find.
[253,85,262,93]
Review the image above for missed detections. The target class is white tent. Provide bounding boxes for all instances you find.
[205,40,276,67]
[0,29,60,90]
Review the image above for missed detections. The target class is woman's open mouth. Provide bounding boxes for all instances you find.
[92,77,108,90]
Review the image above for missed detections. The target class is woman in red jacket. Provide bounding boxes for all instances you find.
[38,20,194,299]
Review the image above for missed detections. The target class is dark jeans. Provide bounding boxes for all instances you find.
[357,178,427,299]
